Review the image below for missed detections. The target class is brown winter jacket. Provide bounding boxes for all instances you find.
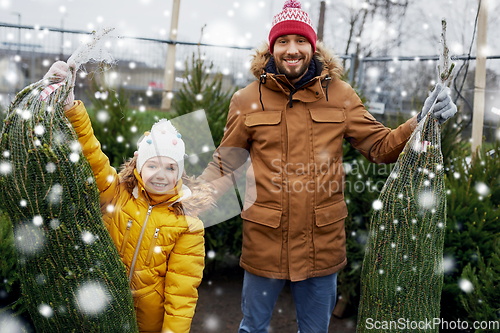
[200,42,418,282]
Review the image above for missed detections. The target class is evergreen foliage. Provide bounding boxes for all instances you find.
[171,50,242,267]
[85,77,137,168]
[460,246,500,328]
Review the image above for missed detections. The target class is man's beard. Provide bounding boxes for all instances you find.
[275,57,309,82]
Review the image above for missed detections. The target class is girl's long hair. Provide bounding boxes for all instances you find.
[118,156,211,217]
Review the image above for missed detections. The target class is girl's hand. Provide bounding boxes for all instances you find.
[43,61,77,112]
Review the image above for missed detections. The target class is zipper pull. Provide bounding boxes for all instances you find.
[147,206,153,215]
[126,220,132,230]
[146,228,161,266]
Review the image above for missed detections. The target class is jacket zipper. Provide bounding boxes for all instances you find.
[128,205,153,283]
[145,228,160,266]
[120,220,133,256]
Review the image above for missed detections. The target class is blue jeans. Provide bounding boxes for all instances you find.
[238,271,338,333]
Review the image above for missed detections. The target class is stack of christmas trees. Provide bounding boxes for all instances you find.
[0,30,138,332]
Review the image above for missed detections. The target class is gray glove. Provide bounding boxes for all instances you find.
[417,83,457,124]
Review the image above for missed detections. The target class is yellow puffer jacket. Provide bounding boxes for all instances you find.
[66,101,207,333]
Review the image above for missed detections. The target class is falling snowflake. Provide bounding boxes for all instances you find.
[33,215,43,226]
[188,155,199,165]
[442,256,455,274]
[46,162,56,173]
[0,161,12,175]
[204,315,219,331]
[38,303,53,318]
[70,141,81,153]
[14,223,45,255]
[36,274,47,285]
[21,110,32,120]
[475,182,489,196]
[0,313,28,333]
[69,153,80,163]
[372,199,383,210]
[48,184,63,204]
[34,125,45,136]
[207,250,216,259]
[96,111,109,123]
[458,278,474,293]
[2,150,9,158]
[75,282,111,315]
[82,231,96,244]
[418,191,436,209]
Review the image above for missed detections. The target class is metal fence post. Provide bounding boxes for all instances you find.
[348,53,355,85]
[357,56,365,89]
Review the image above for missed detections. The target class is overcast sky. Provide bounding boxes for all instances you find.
[0,0,285,48]
[1,0,499,68]
[1,0,499,57]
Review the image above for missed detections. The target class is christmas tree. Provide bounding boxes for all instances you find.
[0,29,138,332]
[357,19,453,332]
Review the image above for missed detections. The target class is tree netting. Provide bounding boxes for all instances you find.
[356,107,447,332]
[0,29,139,332]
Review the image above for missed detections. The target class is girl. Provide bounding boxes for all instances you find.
[44,61,214,333]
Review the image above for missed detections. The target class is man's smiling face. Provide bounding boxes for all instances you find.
[272,34,313,85]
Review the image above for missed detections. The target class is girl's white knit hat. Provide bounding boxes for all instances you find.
[136,119,185,182]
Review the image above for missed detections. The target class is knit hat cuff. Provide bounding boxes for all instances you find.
[268,20,317,54]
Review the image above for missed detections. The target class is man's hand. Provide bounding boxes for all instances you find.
[418,83,458,124]
[43,61,77,112]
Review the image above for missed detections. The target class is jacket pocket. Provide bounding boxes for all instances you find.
[145,228,160,266]
[309,108,345,156]
[315,199,348,227]
[309,108,346,123]
[120,220,133,256]
[245,111,282,126]
[241,203,282,228]
[244,111,282,153]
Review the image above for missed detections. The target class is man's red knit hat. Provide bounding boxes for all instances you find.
[268,0,317,54]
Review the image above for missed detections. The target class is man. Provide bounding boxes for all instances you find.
[200,0,457,332]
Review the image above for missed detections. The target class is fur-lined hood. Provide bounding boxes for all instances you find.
[250,41,343,80]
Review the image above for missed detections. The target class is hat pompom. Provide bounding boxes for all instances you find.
[283,0,301,9]
[151,118,179,136]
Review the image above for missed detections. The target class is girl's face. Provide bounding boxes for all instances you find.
[141,156,178,194]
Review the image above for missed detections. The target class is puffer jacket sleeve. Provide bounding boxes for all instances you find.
[344,88,419,164]
[64,101,120,211]
[198,93,251,200]
[162,220,205,333]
